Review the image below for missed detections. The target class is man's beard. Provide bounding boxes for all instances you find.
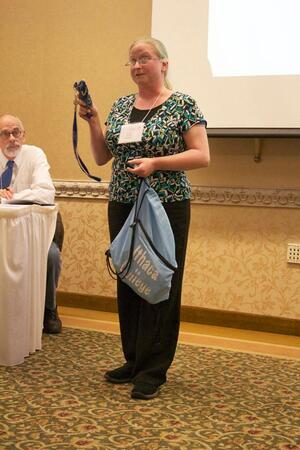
[2,144,21,159]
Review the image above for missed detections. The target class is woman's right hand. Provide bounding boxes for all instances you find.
[74,96,98,122]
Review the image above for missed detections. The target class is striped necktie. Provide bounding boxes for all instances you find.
[0,160,14,189]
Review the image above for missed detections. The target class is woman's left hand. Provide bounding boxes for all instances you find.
[127,158,156,177]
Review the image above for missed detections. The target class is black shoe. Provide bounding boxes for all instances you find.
[104,365,132,384]
[43,307,62,334]
[131,383,159,400]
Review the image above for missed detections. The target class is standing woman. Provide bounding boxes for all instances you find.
[78,37,210,400]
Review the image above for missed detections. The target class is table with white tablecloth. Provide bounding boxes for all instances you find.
[0,204,58,366]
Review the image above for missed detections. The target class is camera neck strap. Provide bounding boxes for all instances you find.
[72,105,102,183]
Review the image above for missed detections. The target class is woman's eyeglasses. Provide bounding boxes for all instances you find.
[125,57,160,67]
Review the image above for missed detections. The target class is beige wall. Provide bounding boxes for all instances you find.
[1,0,300,320]
[0,0,152,181]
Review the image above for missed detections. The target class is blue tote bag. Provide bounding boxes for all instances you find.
[106,178,177,304]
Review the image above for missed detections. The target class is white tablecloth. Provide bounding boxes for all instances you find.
[0,204,58,366]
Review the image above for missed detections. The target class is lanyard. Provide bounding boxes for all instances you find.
[72,105,102,183]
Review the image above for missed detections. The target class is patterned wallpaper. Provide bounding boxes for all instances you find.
[56,187,300,321]
[188,205,300,319]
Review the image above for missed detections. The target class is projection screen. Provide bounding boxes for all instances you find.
[151,0,300,136]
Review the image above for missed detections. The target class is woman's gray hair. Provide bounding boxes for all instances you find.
[129,37,172,89]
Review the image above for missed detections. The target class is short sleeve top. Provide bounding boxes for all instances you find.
[105,91,206,204]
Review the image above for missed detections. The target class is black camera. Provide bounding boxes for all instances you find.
[73,80,93,107]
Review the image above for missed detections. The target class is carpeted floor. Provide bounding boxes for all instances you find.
[0,328,299,450]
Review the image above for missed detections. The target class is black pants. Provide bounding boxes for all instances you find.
[108,199,190,387]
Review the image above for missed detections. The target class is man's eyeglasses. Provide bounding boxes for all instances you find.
[125,56,160,67]
[0,128,23,139]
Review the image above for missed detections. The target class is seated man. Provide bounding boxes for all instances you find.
[0,113,62,332]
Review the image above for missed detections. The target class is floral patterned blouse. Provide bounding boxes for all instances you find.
[105,91,207,204]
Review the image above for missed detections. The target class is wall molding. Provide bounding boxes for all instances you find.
[54,180,110,200]
[54,179,300,209]
[57,291,300,336]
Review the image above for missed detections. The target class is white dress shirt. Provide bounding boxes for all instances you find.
[0,145,55,204]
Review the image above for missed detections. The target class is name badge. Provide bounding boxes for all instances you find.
[118,122,145,144]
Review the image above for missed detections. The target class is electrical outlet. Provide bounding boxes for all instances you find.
[287,243,300,264]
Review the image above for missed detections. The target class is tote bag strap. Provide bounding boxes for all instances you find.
[136,219,177,271]
[106,178,147,279]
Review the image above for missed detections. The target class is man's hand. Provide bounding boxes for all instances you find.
[0,187,13,200]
